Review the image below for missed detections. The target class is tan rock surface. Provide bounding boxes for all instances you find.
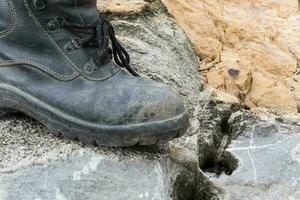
[98,0,147,15]
[207,87,240,105]
[162,0,300,113]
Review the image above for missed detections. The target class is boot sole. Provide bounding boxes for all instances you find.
[0,84,189,146]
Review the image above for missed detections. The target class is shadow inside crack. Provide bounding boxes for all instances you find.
[198,101,241,178]
[172,170,198,200]
[200,151,239,176]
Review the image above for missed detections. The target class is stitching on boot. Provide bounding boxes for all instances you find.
[81,67,121,81]
[75,0,85,25]
[0,59,80,81]
[23,0,83,76]
[20,0,121,82]
[0,0,17,38]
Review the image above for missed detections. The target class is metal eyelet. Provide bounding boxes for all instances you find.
[55,16,66,24]
[84,63,93,74]
[47,20,59,31]
[47,16,66,32]
[84,60,100,74]
[33,0,46,10]
[63,42,75,54]
[71,39,81,49]
[64,38,82,53]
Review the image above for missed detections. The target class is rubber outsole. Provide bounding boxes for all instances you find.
[0,84,189,147]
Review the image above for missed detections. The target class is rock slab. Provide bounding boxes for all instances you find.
[1,151,190,200]
[210,110,300,200]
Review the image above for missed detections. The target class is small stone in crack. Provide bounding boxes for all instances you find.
[228,69,240,78]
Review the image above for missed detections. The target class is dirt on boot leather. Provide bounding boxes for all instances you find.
[0,0,189,146]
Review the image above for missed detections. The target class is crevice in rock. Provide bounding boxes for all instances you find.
[200,151,238,176]
[195,107,242,199]
[220,115,231,135]
[172,170,198,200]
[172,164,227,200]
[198,100,240,178]
[196,172,225,200]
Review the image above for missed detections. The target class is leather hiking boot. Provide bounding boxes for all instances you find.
[0,0,189,146]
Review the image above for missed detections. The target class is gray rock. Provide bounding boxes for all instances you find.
[195,89,300,200]
[0,150,195,200]
[0,1,202,200]
[209,110,300,200]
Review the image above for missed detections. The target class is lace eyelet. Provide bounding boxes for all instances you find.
[63,42,75,53]
[84,63,93,74]
[71,39,81,49]
[47,16,66,32]
[84,60,100,75]
[64,38,83,53]
[55,16,66,24]
[33,0,46,10]
[47,20,59,31]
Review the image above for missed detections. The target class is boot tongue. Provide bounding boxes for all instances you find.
[46,0,99,25]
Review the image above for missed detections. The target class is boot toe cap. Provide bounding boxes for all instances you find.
[123,81,185,125]
[93,73,187,126]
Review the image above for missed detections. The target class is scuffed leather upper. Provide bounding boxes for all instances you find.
[45,0,99,24]
[0,0,185,125]
[0,0,13,32]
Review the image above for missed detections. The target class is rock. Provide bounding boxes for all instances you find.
[98,0,148,15]
[196,88,243,199]
[209,109,300,200]
[260,0,298,18]
[247,85,298,113]
[162,0,300,113]
[197,88,241,172]
[161,0,223,61]
[196,88,300,200]
[205,70,225,90]
[0,1,202,200]
[0,145,196,200]
[204,88,240,105]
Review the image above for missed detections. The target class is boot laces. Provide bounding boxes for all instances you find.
[60,15,139,77]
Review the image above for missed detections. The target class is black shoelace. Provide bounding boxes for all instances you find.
[60,15,139,77]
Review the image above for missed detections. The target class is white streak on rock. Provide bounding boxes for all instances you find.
[248,126,257,182]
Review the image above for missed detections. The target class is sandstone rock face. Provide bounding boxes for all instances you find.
[98,0,148,15]
[162,0,300,113]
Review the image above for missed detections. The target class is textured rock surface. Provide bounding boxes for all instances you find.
[197,89,300,200]
[98,0,148,15]
[1,142,196,200]
[162,0,300,113]
[210,109,300,200]
[0,1,202,200]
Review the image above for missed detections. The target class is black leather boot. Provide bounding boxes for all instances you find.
[0,0,189,146]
